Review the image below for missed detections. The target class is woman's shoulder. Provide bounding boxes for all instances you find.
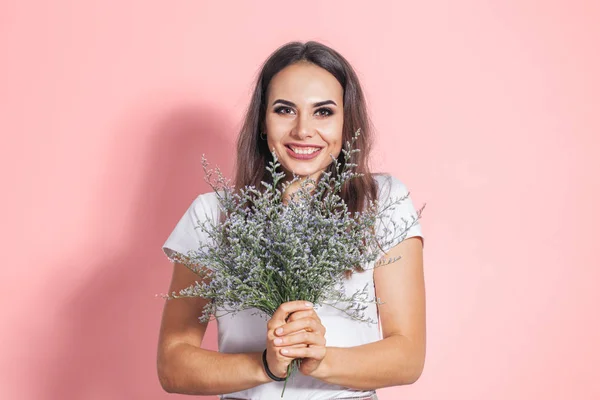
[187,190,225,221]
[192,189,222,204]
[370,172,424,249]
[371,173,410,198]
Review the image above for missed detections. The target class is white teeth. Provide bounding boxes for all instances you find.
[290,146,320,155]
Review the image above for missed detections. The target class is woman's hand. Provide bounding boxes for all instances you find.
[272,303,327,377]
[265,300,315,378]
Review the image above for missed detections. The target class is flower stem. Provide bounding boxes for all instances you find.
[280,358,301,397]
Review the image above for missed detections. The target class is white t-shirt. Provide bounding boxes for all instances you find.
[162,173,424,400]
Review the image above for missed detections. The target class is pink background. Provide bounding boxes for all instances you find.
[1,1,599,399]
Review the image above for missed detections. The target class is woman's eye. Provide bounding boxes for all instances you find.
[315,108,333,117]
[275,106,294,115]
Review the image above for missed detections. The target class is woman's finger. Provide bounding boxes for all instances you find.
[275,316,324,336]
[273,330,325,347]
[285,309,321,323]
[267,301,314,332]
[280,344,326,360]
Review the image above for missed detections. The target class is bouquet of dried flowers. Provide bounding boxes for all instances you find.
[159,129,423,396]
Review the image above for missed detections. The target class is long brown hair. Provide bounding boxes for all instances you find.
[234,41,378,215]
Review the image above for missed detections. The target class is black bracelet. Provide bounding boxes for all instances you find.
[262,349,286,382]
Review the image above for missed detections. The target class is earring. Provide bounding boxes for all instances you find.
[260,131,267,140]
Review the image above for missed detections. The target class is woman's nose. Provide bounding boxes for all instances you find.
[293,114,314,139]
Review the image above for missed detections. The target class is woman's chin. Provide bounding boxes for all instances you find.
[277,158,329,181]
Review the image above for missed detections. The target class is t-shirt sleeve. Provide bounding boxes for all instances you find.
[162,192,219,264]
[375,174,425,254]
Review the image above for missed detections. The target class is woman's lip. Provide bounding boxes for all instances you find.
[285,143,324,149]
[285,146,323,160]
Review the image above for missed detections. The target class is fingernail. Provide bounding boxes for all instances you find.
[281,349,289,354]
[275,327,283,335]
[305,302,313,307]
[274,338,282,345]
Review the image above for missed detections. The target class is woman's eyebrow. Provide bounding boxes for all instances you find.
[272,99,338,107]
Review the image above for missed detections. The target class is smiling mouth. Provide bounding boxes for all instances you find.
[284,145,323,160]
[285,145,323,155]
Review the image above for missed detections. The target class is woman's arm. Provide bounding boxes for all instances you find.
[310,237,426,389]
[157,262,272,395]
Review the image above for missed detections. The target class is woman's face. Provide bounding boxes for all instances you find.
[265,62,344,183]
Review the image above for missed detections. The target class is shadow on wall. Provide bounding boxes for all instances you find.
[40,104,234,400]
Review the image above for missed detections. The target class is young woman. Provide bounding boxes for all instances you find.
[158,41,426,400]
